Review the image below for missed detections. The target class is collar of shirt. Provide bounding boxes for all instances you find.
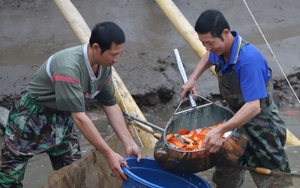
[213,31,242,74]
[83,44,102,82]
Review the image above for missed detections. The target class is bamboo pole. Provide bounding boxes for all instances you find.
[154,0,300,146]
[286,129,300,146]
[155,0,216,77]
[53,0,157,148]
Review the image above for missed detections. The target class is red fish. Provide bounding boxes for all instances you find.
[166,120,226,151]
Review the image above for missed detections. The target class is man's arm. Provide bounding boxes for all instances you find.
[71,111,131,180]
[102,104,142,160]
[72,112,114,157]
[181,52,212,100]
[204,99,261,153]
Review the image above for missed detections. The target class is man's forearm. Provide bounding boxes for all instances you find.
[102,104,136,148]
[72,112,114,157]
[219,100,261,134]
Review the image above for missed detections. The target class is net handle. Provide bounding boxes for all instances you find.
[174,48,197,108]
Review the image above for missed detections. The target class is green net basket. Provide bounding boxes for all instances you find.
[154,102,248,173]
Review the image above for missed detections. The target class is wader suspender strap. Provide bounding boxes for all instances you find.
[215,36,249,72]
[235,36,276,114]
[233,36,244,65]
[215,36,245,74]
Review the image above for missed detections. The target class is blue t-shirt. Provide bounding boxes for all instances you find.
[209,31,270,103]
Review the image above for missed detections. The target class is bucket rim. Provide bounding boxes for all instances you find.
[122,157,211,188]
[122,158,162,188]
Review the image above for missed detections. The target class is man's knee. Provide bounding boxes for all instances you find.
[212,166,245,188]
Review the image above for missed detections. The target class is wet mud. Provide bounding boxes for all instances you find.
[1,0,300,187]
[1,0,300,111]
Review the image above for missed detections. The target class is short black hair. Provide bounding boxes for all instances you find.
[194,9,230,40]
[89,22,125,54]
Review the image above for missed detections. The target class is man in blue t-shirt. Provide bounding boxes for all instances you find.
[181,9,292,188]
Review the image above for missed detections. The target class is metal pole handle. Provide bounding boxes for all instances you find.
[174,48,197,107]
[124,112,165,132]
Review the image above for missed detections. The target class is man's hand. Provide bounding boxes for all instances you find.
[107,144,141,181]
[203,127,223,153]
[107,152,129,181]
[125,144,142,162]
[180,79,198,101]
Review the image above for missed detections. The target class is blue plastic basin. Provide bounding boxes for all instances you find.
[121,157,211,188]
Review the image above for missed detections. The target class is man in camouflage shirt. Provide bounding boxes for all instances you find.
[0,22,142,187]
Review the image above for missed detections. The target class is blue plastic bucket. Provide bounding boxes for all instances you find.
[121,157,211,188]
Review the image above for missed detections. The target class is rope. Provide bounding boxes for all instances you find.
[243,0,300,105]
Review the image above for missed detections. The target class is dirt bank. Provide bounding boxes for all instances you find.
[1,1,300,187]
[0,0,300,112]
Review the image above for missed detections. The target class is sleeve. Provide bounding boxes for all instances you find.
[52,68,86,112]
[235,48,269,103]
[209,51,217,65]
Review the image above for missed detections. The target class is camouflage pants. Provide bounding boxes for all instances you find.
[213,103,293,188]
[0,92,81,188]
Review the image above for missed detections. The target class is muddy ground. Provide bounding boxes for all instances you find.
[0,0,300,187]
[1,0,300,112]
